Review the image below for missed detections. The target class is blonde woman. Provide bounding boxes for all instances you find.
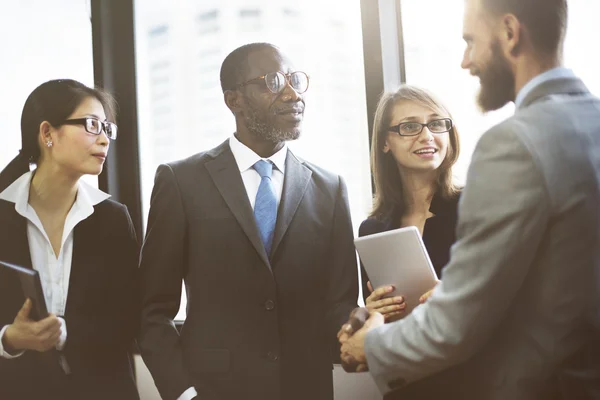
[360,85,461,321]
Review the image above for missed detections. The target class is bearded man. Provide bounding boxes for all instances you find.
[138,42,358,400]
[339,0,600,399]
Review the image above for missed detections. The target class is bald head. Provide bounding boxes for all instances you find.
[219,42,280,93]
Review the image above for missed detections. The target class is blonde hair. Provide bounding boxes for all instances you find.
[369,85,461,220]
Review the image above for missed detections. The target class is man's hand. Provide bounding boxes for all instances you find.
[339,311,385,373]
[337,307,370,344]
[3,299,61,353]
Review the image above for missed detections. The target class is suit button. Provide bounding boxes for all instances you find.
[265,300,275,310]
[267,351,279,362]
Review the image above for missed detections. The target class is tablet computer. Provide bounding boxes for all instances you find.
[354,226,438,316]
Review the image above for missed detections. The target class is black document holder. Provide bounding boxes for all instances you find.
[0,260,71,375]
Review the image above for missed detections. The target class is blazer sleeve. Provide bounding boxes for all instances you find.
[325,175,359,357]
[63,203,140,357]
[364,123,551,393]
[138,164,193,400]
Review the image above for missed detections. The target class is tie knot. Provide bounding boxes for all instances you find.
[253,160,273,178]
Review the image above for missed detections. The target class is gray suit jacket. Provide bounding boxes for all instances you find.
[365,76,600,400]
[138,140,358,400]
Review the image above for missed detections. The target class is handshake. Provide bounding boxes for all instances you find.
[337,281,438,373]
[337,306,383,373]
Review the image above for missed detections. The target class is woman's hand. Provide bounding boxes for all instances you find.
[419,280,440,304]
[3,299,61,353]
[365,281,406,322]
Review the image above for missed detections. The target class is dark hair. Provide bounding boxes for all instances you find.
[0,79,116,192]
[370,85,461,221]
[219,42,279,92]
[482,0,568,55]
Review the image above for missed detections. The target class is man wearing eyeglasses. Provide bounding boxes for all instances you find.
[138,42,358,400]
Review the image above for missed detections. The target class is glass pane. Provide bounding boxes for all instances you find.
[135,0,371,320]
[0,0,96,187]
[401,0,514,183]
[564,1,600,95]
[401,0,600,183]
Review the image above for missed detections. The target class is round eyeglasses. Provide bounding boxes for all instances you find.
[388,118,453,137]
[60,117,118,140]
[236,71,309,94]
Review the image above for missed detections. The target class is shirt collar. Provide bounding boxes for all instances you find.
[0,171,110,218]
[229,134,287,174]
[515,67,576,108]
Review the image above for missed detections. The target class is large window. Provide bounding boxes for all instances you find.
[401,0,600,182]
[0,0,95,185]
[401,0,513,183]
[563,0,600,95]
[135,0,371,319]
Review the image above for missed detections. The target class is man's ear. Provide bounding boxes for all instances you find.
[501,14,522,57]
[224,90,244,113]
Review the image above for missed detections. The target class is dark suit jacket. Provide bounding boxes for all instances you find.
[358,193,460,304]
[0,198,140,400]
[138,140,359,400]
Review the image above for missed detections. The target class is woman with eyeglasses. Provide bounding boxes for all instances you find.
[0,79,139,399]
[360,85,462,324]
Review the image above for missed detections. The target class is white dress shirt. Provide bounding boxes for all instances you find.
[229,134,287,208]
[0,171,110,359]
[178,135,288,400]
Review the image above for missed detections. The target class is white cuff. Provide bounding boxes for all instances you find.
[177,387,198,400]
[56,317,67,351]
[0,325,25,359]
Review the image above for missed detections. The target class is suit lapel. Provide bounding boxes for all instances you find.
[205,143,272,270]
[0,201,33,269]
[271,150,312,257]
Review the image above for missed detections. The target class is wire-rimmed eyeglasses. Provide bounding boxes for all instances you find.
[235,71,309,94]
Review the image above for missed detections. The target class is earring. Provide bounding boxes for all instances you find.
[46,140,53,148]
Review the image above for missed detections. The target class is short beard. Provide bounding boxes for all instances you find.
[476,40,516,112]
[244,96,301,143]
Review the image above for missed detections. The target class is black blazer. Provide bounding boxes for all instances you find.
[0,198,140,400]
[358,193,461,400]
[138,140,359,400]
[358,193,460,303]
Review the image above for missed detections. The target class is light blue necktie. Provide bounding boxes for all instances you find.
[253,160,277,255]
